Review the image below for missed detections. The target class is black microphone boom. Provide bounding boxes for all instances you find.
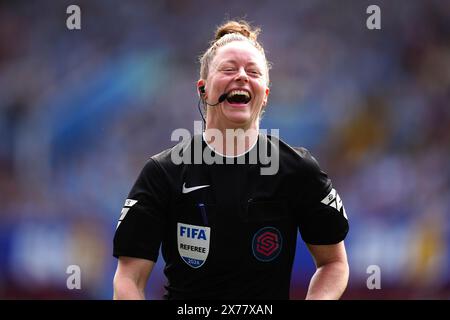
[218,93,228,103]
[205,93,228,106]
[197,92,228,126]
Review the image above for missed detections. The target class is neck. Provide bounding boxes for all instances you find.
[204,122,260,157]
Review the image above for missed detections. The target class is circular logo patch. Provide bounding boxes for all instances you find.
[252,227,282,262]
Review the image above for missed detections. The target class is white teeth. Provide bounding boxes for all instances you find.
[227,90,250,98]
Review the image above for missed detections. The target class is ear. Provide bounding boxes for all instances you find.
[197,79,206,98]
[262,87,270,108]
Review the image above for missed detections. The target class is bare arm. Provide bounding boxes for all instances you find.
[113,256,154,300]
[305,241,349,300]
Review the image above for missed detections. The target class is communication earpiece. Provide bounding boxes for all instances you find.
[197,85,228,130]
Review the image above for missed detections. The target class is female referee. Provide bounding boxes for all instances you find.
[113,20,349,300]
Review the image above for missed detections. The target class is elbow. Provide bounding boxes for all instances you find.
[329,260,350,293]
[113,274,145,300]
[328,259,349,283]
[319,259,350,294]
[340,260,350,287]
[113,274,126,300]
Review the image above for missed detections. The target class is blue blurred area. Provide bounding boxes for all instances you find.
[0,0,449,299]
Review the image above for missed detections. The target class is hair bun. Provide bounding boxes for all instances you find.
[214,20,260,42]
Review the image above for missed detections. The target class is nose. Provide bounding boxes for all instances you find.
[235,67,249,82]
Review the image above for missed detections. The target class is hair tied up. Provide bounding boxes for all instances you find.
[214,20,260,43]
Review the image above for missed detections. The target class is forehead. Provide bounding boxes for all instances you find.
[212,41,266,67]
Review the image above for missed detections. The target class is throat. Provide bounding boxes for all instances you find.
[203,127,259,157]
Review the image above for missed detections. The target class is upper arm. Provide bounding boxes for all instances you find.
[306,241,348,268]
[113,159,170,262]
[294,148,349,245]
[114,256,155,290]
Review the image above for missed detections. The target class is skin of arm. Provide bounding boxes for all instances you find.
[305,241,349,300]
[113,257,154,300]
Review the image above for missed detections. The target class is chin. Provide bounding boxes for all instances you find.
[224,114,252,127]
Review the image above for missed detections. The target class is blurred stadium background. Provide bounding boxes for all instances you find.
[0,0,449,299]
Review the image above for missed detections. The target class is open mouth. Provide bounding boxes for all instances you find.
[226,90,251,104]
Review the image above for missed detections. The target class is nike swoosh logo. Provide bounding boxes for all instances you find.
[182,183,210,194]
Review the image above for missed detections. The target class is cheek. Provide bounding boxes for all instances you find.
[253,83,267,100]
[208,76,228,94]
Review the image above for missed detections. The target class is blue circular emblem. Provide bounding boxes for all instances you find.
[252,227,282,262]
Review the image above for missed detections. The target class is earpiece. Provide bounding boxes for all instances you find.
[199,86,206,95]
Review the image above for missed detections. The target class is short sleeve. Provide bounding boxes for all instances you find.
[113,158,170,262]
[295,148,349,245]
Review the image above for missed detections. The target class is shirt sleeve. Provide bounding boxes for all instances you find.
[113,158,170,262]
[295,148,349,245]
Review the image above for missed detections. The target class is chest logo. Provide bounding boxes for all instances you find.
[177,222,211,268]
[182,183,210,194]
[252,227,282,262]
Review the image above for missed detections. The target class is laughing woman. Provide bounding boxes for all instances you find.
[113,20,349,300]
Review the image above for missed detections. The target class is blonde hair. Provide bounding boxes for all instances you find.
[199,20,270,85]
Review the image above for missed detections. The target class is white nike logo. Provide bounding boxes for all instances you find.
[182,183,210,194]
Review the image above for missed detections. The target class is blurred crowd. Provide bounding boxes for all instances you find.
[0,0,449,299]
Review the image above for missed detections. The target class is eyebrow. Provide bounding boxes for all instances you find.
[218,60,261,68]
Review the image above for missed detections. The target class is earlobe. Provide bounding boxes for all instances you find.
[200,88,207,101]
[262,88,270,108]
[197,80,207,99]
[197,80,206,91]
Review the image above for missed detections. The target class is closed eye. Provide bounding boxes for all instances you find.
[248,70,262,76]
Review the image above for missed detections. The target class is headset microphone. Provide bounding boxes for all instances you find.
[199,86,228,106]
[205,93,228,106]
[197,87,228,129]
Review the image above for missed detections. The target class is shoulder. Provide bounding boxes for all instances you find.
[140,134,197,176]
[266,134,322,174]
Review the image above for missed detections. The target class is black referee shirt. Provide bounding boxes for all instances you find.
[113,133,349,299]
